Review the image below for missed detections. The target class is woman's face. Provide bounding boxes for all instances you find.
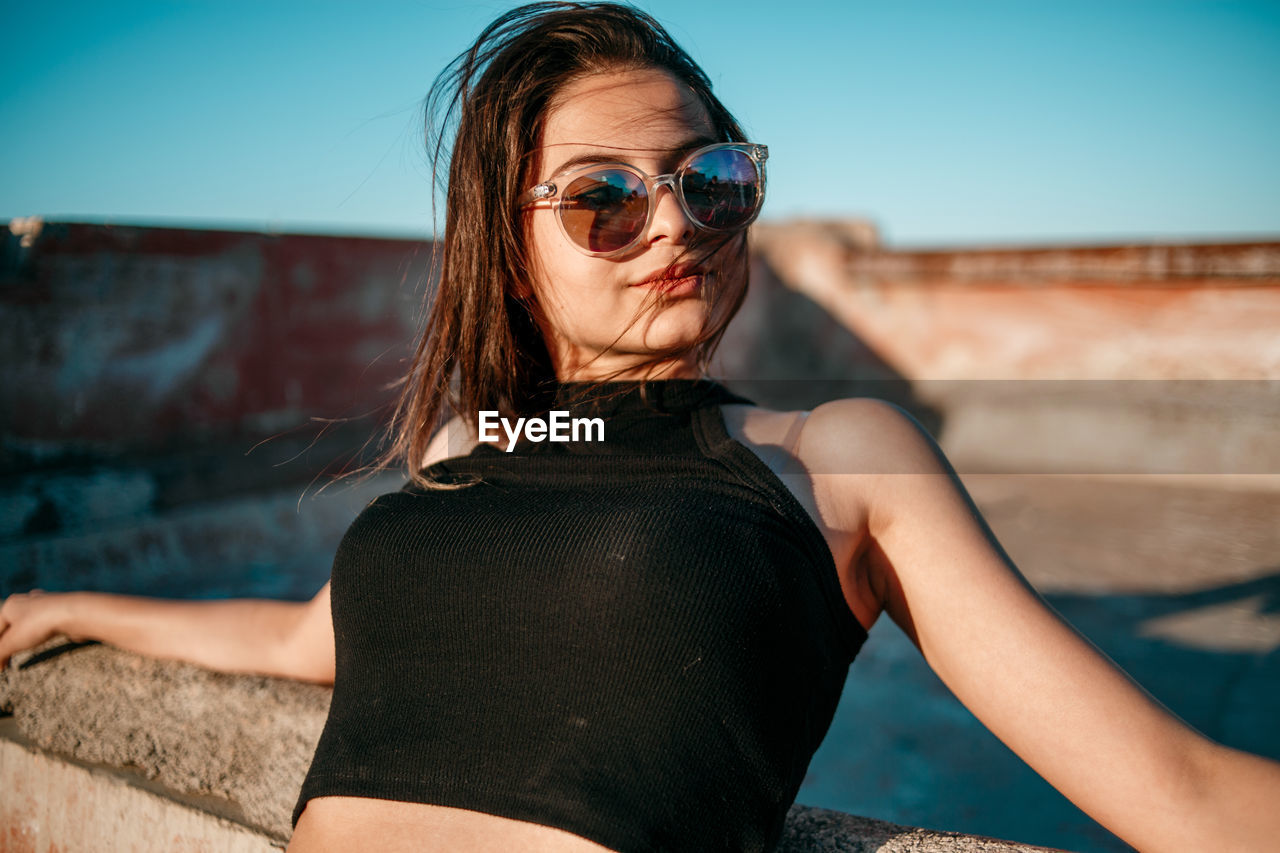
[524,67,734,381]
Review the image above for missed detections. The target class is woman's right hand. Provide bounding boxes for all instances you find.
[0,589,69,670]
[0,584,335,683]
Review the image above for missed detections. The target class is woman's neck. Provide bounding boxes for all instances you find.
[552,356,703,384]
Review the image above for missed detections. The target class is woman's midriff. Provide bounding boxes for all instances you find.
[287,797,617,853]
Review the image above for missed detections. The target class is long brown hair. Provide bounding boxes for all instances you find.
[385,2,753,485]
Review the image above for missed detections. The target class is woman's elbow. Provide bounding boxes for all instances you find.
[269,597,335,684]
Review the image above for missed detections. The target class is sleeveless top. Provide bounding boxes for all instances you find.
[294,380,868,852]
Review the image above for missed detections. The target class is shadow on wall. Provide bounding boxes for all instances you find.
[714,250,944,436]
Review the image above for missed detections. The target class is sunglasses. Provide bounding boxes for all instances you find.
[519,142,768,257]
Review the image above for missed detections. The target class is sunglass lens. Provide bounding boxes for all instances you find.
[560,169,648,253]
[681,148,760,229]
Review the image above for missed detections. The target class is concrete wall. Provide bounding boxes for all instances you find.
[752,224,1280,381]
[1,728,279,853]
[2,220,429,453]
[5,219,1276,498]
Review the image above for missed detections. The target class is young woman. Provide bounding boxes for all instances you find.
[2,4,1278,851]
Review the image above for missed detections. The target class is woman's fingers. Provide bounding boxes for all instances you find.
[0,592,61,671]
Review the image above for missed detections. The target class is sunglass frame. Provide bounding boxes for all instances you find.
[519,142,769,258]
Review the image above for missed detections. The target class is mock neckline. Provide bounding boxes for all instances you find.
[550,378,749,417]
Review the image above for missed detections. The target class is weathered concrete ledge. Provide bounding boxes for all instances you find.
[0,642,1061,852]
[1,727,279,852]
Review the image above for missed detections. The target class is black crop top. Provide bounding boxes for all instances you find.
[294,380,868,852]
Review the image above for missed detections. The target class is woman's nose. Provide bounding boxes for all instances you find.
[646,183,695,246]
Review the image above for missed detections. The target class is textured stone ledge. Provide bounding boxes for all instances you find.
[1,728,279,852]
[0,642,1062,852]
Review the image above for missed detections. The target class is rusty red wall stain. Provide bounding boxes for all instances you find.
[2,223,434,448]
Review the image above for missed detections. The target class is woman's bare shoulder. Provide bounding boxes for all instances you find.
[724,396,938,474]
[720,396,945,487]
[799,397,946,477]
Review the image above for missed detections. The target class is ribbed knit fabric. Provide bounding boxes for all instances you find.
[293,380,867,852]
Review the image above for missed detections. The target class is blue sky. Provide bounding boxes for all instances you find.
[2,0,1277,246]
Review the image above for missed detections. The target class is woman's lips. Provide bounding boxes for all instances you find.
[632,273,702,297]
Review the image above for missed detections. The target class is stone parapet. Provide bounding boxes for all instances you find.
[1,731,279,852]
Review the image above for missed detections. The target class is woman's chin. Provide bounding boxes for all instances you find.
[637,302,708,351]
[634,335,704,364]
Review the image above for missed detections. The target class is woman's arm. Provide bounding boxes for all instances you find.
[0,582,335,684]
[807,397,1280,852]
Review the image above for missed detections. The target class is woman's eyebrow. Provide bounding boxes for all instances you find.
[544,135,719,178]
[545,151,628,176]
